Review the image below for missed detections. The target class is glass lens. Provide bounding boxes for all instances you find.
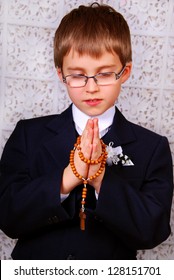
[66,75,86,87]
[96,72,116,85]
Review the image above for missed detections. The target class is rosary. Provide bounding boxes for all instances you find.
[69,136,107,230]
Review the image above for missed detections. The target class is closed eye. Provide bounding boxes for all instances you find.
[97,72,114,77]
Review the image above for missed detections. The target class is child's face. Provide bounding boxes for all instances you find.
[58,50,132,116]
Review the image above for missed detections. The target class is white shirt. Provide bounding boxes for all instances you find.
[72,104,115,137]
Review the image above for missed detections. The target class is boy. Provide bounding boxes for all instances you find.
[0,3,173,260]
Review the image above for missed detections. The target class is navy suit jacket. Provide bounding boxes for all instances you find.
[0,105,173,259]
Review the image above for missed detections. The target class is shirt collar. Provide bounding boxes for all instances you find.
[72,104,115,137]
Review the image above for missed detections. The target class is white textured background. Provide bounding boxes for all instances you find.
[0,0,174,259]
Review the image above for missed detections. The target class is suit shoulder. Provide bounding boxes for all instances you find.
[129,120,168,146]
[116,107,167,144]
[18,114,59,128]
[17,106,72,129]
[5,115,60,145]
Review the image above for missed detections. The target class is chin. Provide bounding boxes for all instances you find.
[86,109,106,117]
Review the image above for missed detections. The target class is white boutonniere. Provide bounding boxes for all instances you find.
[106,142,134,166]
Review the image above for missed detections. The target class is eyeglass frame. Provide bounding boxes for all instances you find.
[61,65,126,88]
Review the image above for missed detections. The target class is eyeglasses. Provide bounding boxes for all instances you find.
[62,65,126,88]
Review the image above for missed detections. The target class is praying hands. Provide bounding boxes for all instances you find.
[61,118,107,194]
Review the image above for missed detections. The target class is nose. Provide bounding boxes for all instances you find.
[85,76,99,92]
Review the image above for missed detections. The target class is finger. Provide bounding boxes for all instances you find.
[81,119,93,143]
[81,119,94,159]
[91,118,101,158]
[93,118,100,144]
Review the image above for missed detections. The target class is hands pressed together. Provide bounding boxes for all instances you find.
[61,118,106,195]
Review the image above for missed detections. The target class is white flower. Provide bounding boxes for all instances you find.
[106,142,134,166]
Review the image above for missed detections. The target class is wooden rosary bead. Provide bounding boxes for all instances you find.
[76,136,107,165]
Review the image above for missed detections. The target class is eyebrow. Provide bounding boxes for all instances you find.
[66,64,117,72]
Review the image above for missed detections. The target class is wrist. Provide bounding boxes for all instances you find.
[61,165,81,194]
[90,180,102,194]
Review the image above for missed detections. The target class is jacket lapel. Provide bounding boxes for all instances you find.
[43,106,77,169]
[102,107,136,147]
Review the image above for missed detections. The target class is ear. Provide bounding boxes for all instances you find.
[121,62,132,84]
[56,67,63,81]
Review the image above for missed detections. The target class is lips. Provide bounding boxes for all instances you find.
[84,99,102,106]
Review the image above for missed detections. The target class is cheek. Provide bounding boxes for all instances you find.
[66,88,82,103]
[106,86,121,103]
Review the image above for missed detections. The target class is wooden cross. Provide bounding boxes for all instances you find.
[79,210,86,230]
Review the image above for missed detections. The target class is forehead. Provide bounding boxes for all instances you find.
[62,49,122,71]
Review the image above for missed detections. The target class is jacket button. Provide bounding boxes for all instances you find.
[94,215,103,222]
[66,254,75,260]
[48,218,52,224]
[47,215,60,224]
[52,216,59,223]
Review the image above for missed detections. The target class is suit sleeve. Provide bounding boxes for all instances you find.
[0,121,74,238]
[95,136,173,249]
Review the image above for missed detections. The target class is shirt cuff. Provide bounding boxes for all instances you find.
[60,193,69,202]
